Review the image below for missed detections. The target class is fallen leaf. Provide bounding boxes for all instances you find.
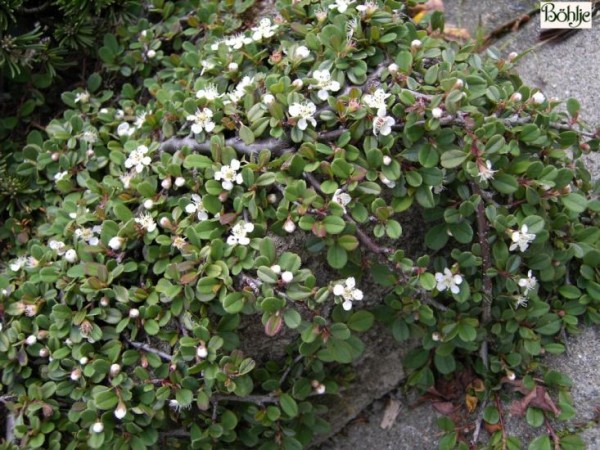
[380,398,401,430]
[443,26,471,42]
[509,386,560,417]
[432,401,455,415]
[465,394,478,413]
[484,422,502,433]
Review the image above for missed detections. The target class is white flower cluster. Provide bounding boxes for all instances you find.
[227,221,254,247]
[363,88,395,136]
[332,277,364,311]
[226,76,255,105]
[288,101,317,130]
[251,18,278,41]
[124,145,152,173]
[517,270,537,307]
[332,189,352,213]
[329,0,355,13]
[214,159,243,191]
[435,268,463,294]
[195,84,222,102]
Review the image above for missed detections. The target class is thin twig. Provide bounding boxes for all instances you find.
[471,396,489,446]
[545,414,561,450]
[495,394,508,450]
[278,354,304,386]
[211,393,279,404]
[127,339,173,361]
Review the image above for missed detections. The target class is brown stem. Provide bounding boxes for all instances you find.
[470,183,493,325]
[495,394,508,450]
[545,414,561,450]
[211,393,279,404]
[278,354,304,387]
[126,339,173,362]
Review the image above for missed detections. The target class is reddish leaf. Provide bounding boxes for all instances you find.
[432,401,455,415]
[264,314,283,337]
[311,221,327,238]
[219,212,238,225]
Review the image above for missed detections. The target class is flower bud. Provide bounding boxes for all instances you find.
[92,421,104,433]
[39,348,49,358]
[86,149,95,158]
[295,46,310,60]
[129,308,139,319]
[411,39,422,49]
[532,92,545,104]
[228,62,238,72]
[174,176,185,187]
[283,218,296,233]
[281,271,294,283]
[51,152,60,161]
[316,383,326,394]
[100,297,110,307]
[432,332,441,342]
[454,79,464,89]
[143,199,154,210]
[292,79,303,89]
[108,236,124,251]
[388,63,398,74]
[431,107,443,119]
[64,249,78,263]
[114,402,127,420]
[71,368,82,381]
[263,94,275,105]
[159,217,171,228]
[110,363,121,376]
[511,92,522,102]
[270,264,281,274]
[506,370,516,381]
[196,344,208,358]
[508,51,518,61]
[267,193,277,204]
[25,335,37,346]
[147,49,156,59]
[79,356,89,365]
[161,178,172,189]
[383,155,392,166]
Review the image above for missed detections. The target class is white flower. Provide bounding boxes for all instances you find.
[108,236,124,250]
[115,109,125,120]
[509,225,536,252]
[49,240,67,255]
[518,270,537,295]
[332,189,352,212]
[356,1,378,15]
[511,92,522,102]
[251,18,278,41]
[172,236,187,250]
[120,172,134,189]
[379,173,396,188]
[174,176,185,187]
[372,111,395,136]
[329,0,355,13]
[225,33,252,50]
[26,257,39,268]
[114,402,127,420]
[143,199,154,209]
[388,63,398,74]
[169,399,191,412]
[271,264,281,274]
[477,160,497,182]
[431,107,443,119]
[201,59,216,75]
[227,221,255,246]
[263,94,275,105]
[54,171,68,182]
[288,102,317,130]
[363,88,391,116]
[315,7,328,22]
[187,108,215,134]
[117,122,134,137]
[64,249,78,263]
[515,295,528,308]
[214,159,244,191]
[92,421,104,433]
[226,76,255,104]
[295,46,310,60]
[74,91,90,104]
[532,92,545,104]
[75,226,102,246]
[411,39,422,49]
[311,69,341,101]
[281,271,294,283]
[70,368,82,381]
[134,112,147,129]
[435,268,463,294]
[332,277,363,311]
[135,213,157,233]
[195,84,222,101]
[147,49,156,59]
[124,145,152,173]
[185,194,209,221]
[25,335,37,345]
[82,130,97,144]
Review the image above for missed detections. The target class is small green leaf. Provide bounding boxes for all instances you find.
[279,393,298,418]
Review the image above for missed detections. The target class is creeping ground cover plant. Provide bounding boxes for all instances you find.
[1,0,600,448]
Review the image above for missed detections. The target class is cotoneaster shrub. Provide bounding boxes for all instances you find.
[1,0,599,449]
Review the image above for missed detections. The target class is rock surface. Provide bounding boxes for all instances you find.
[318,2,600,448]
